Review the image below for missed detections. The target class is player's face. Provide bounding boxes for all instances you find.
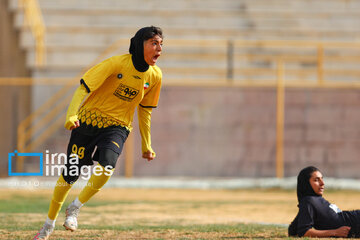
[143,35,163,66]
[309,171,325,196]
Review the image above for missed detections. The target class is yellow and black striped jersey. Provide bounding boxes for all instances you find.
[78,54,162,131]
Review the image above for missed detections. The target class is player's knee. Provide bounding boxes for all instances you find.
[62,171,79,185]
[98,148,119,169]
[99,159,116,169]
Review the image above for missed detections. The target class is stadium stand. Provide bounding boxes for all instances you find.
[2,0,360,178]
[9,0,360,79]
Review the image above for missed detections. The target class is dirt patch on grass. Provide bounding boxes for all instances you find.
[0,229,286,240]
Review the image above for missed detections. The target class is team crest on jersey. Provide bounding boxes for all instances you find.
[144,82,149,89]
[113,83,139,102]
[117,73,123,79]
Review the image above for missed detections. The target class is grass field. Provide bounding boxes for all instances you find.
[1,187,359,239]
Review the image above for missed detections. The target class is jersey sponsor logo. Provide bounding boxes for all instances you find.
[113,83,139,102]
[117,73,123,79]
[133,75,141,79]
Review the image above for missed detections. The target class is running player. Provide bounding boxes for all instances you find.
[33,26,163,240]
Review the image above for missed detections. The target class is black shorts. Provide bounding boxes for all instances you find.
[66,124,129,167]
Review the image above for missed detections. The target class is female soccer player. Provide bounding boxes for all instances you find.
[288,166,360,238]
[33,26,163,240]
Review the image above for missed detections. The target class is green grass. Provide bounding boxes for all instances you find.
[81,222,286,233]
[0,197,48,213]
[3,188,352,239]
[0,192,291,239]
[0,197,290,214]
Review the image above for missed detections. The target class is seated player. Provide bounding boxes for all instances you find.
[288,166,360,238]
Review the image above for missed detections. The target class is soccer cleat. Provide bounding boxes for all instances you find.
[33,223,54,240]
[63,201,80,231]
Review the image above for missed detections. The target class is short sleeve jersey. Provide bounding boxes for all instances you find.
[78,54,162,131]
[293,196,347,236]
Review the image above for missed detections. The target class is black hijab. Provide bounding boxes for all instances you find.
[129,26,163,72]
[129,27,149,72]
[297,166,320,202]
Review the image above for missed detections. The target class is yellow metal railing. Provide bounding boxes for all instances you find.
[3,39,359,177]
[19,0,46,66]
[233,40,360,83]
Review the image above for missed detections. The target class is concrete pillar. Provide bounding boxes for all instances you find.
[0,0,30,177]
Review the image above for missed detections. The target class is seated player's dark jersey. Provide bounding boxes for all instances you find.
[289,196,360,238]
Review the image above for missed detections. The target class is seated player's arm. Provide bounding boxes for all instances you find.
[64,84,88,130]
[304,226,350,238]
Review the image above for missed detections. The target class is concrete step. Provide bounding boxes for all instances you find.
[13,11,249,29]
[9,0,360,12]
[242,0,360,11]
[24,42,227,66]
[13,11,359,42]
[20,28,360,51]
[19,26,360,51]
[10,0,360,81]
[31,68,82,78]
[19,27,243,49]
[15,5,360,20]
[9,0,245,11]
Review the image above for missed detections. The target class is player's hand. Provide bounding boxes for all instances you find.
[142,151,155,161]
[70,120,80,130]
[65,115,80,130]
[334,226,351,237]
